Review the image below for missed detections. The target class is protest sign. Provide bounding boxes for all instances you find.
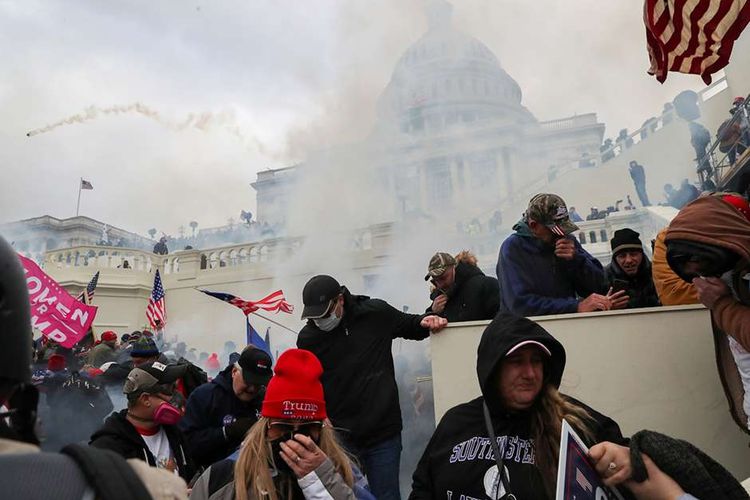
[556,419,625,500]
[19,254,98,347]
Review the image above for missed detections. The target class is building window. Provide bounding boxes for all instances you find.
[469,153,498,190]
[600,230,608,242]
[426,158,452,205]
[579,232,587,244]
[589,231,597,243]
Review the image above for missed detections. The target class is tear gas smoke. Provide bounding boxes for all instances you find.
[25,102,273,155]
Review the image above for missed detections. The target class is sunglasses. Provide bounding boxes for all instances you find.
[267,420,323,437]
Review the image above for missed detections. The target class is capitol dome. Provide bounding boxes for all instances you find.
[376,1,536,134]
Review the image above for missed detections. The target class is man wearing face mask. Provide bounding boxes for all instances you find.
[90,362,197,482]
[297,275,448,500]
[180,345,273,468]
[665,193,750,430]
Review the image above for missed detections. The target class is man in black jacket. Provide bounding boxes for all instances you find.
[179,346,272,467]
[297,274,448,500]
[605,228,660,309]
[410,314,628,499]
[89,362,196,483]
[425,251,499,322]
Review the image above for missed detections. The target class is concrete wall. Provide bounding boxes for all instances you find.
[430,305,750,479]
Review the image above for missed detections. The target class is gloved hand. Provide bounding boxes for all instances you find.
[224,417,255,442]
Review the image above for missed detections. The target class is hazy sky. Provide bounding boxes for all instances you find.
[0,0,708,236]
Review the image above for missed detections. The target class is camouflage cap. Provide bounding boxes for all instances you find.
[425,252,456,281]
[525,193,579,236]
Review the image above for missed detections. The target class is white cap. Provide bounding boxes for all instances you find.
[506,340,551,357]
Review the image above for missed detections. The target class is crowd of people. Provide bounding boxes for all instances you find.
[2,184,750,500]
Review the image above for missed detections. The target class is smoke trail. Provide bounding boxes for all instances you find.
[25,103,273,154]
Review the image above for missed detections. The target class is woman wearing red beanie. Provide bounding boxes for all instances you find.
[191,348,372,500]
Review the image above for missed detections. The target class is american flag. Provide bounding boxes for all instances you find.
[200,289,294,315]
[146,270,166,329]
[644,0,750,84]
[76,271,100,304]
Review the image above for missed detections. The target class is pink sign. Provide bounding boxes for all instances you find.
[18,254,98,348]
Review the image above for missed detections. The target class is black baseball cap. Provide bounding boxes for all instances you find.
[237,346,273,386]
[301,275,342,320]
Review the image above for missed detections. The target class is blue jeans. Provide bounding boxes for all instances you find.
[348,434,402,500]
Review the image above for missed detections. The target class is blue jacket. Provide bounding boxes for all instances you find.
[496,222,606,316]
[179,366,262,467]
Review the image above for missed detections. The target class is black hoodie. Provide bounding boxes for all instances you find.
[605,255,660,309]
[410,314,625,500]
[426,260,500,322]
[297,287,430,449]
[89,409,196,482]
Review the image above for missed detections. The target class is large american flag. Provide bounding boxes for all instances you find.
[76,271,100,304]
[645,0,750,84]
[200,289,294,315]
[146,270,166,329]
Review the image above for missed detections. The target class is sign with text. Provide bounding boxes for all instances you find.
[556,420,625,500]
[19,254,97,347]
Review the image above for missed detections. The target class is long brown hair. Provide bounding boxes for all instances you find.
[531,385,596,498]
[234,418,355,500]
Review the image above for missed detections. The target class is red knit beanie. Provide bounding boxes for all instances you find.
[262,349,326,420]
[101,331,117,342]
[722,194,750,222]
[48,354,66,372]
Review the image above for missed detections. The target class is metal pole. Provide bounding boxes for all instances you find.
[75,177,82,216]
[250,311,298,335]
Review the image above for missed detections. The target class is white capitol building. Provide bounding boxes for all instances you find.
[4,2,750,483]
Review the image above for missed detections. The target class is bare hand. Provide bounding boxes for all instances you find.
[607,288,630,310]
[693,277,731,308]
[421,315,448,332]
[280,434,327,478]
[555,238,576,260]
[431,294,448,314]
[577,293,612,313]
[624,454,685,500]
[589,441,632,487]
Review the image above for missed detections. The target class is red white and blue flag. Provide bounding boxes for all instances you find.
[644,0,750,83]
[76,271,100,304]
[146,270,166,329]
[199,289,294,315]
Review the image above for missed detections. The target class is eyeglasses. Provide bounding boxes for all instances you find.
[267,420,323,436]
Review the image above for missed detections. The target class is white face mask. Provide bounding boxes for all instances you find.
[314,306,342,332]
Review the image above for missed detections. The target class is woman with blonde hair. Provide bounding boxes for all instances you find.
[191,349,370,500]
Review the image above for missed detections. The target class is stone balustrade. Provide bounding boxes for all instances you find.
[44,246,161,272]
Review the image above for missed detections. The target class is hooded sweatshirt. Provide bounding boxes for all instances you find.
[496,221,607,316]
[90,409,196,482]
[652,228,699,305]
[410,314,625,500]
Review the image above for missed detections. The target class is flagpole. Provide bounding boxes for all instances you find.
[250,311,298,335]
[76,177,82,217]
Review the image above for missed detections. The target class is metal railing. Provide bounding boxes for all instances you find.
[696,95,750,190]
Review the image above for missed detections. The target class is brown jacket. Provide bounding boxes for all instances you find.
[652,228,699,305]
[666,196,750,349]
[666,196,750,432]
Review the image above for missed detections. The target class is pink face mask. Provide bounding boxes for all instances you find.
[153,401,182,426]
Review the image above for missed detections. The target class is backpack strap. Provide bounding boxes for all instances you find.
[61,443,153,500]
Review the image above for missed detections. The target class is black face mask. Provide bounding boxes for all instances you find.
[269,427,321,474]
[270,433,295,474]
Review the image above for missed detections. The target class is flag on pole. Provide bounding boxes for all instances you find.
[76,271,100,304]
[247,318,272,359]
[146,270,166,329]
[199,289,294,315]
[80,179,94,190]
[644,0,750,84]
